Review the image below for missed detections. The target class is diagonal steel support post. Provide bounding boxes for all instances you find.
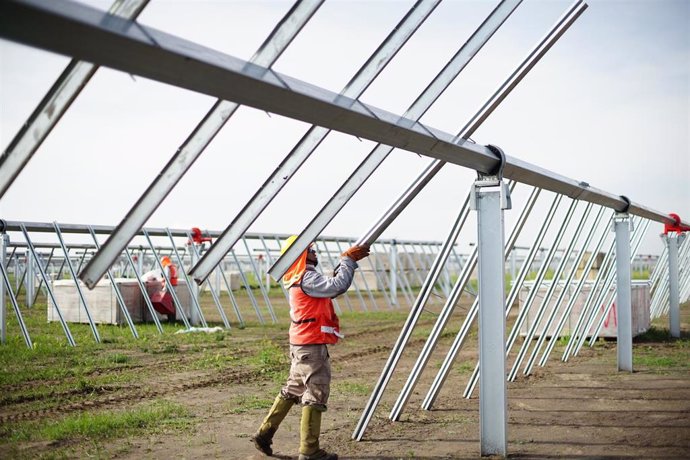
[422,187,546,407]
[186,235,230,329]
[613,212,633,371]
[165,229,207,328]
[86,226,139,338]
[54,223,101,343]
[0,0,151,199]
[143,230,191,329]
[508,202,594,381]
[0,231,32,348]
[121,243,163,334]
[537,210,614,367]
[522,205,607,376]
[586,218,648,348]
[192,0,442,284]
[20,224,75,346]
[268,0,523,280]
[78,0,324,288]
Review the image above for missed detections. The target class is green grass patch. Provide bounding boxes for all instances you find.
[2,400,192,444]
[243,339,289,382]
[454,361,475,374]
[226,395,274,414]
[334,381,372,396]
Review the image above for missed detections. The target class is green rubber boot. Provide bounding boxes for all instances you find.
[298,405,337,460]
[250,395,295,456]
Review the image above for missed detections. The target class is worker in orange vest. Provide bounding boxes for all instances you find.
[251,236,369,460]
[143,255,178,323]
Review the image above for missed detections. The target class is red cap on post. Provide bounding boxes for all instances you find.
[189,227,213,245]
[663,213,690,235]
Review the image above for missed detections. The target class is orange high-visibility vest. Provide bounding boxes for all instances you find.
[163,263,178,287]
[288,286,341,345]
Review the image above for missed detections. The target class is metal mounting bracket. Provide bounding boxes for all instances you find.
[471,144,511,210]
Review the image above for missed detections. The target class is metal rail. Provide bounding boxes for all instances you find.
[0,0,685,291]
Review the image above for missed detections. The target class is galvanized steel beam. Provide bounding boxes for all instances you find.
[190,0,442,284]
[268,0,523,280]
[0,0,150,199]
[1,0,681,238]
[71,0,324,288]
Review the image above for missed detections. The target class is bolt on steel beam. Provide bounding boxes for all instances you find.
[75,0,323,288]
[268,0,523,281]
[187,0,441,284]
[0,0,150,199]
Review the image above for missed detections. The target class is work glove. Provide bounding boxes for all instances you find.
[341,245,370,261]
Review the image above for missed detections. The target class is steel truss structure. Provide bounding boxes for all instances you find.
[1,220,450,345]
[1,0,689,456]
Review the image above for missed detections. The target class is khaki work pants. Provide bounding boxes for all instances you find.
[281,344,331,408]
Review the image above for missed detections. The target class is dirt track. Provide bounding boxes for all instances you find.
[2,295,689,459]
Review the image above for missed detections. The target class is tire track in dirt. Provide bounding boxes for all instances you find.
[0,364,266,424]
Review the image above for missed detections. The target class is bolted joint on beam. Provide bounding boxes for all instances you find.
[612,212,633,232]
[470,144,511,211]
[470,180,512,211]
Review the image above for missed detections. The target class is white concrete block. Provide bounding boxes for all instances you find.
[518,281,650,338]
[48,278,143,325]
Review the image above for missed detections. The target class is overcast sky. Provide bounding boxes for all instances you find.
[0,0,688,256]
